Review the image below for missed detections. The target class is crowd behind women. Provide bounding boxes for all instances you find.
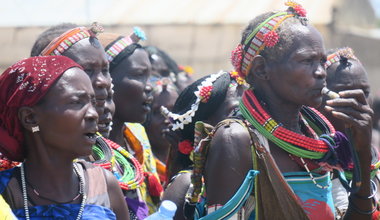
[1,1,380,219]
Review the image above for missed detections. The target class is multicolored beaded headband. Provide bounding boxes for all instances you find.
[40,22,104,56]
[105,27,146,62]
[325,47,358,69]
[231,0,307,77]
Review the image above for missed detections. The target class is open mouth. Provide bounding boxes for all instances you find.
[84,132,97,144]
[98,121,112,132]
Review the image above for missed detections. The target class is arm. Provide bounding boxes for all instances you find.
[204,121,252,205]
[104,169,130,220]
[325,89,374,220]
[162,172,192,220]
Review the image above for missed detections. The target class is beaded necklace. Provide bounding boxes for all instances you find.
[91,136,144,190]
[21,163,86,220]
[240,90,335,160]
[104,138,145,190]
[92,137,115,170]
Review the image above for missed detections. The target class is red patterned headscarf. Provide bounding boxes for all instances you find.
[0,56,82,161]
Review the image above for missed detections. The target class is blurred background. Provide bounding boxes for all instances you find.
[0,0,380,93]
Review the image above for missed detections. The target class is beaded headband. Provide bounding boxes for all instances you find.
[40,22,104,56]
[161,71,225,131]
[105,27,146,62]
[325,47,358,69]
[161,71,244,131]
[231,0,307,78]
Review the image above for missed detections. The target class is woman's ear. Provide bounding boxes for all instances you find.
[248,55,270,81]
[18,107,39,133]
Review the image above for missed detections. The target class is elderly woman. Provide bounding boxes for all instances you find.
[201,2,375,220]
[0,56,128,219]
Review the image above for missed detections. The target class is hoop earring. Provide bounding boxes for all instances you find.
[32,126,40,133]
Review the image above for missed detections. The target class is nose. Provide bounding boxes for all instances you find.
[93,72,111,90]
[85,104,99,122]
[314,64,327,79]
[145,83,153,95]
[144,83,153,97]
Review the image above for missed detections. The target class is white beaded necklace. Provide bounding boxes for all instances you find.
[20,163,87,220]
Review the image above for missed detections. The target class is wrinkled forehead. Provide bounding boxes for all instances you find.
[63,38,106,62]
[55,67,93,91]
[289,24,324,49]
[281,24,325,60]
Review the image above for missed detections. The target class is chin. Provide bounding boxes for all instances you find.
[99,131,110,138]
[132,114,148,124]
[306,96,323,108]
[79,146,94,158]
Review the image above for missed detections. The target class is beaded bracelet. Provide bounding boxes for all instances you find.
[351,179,377,200]
[348,194,377,215]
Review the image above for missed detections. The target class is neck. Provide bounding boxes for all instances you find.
[151,146,168,163]
[254,89,302,134]
[24,151,78,198]
[109,118,125,147]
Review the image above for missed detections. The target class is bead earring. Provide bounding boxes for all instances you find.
[32,126,40,133]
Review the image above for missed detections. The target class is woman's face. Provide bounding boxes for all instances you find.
[267,25,327,108]
[98,76,115,137]
[34,67,98,157]
[146,84,178,153]
[151,54,170,77]
[63,39,111,116]
[112,48,153,123]
[206,83,245,126]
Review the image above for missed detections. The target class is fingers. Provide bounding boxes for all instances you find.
[329,110,372,128]
[324,89,373,129]
[338,89,367,105]
[325,89,373,115]
[325,106,372,121]
[325,100,373,115]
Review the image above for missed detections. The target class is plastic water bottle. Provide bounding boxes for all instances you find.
[145,200,177,220]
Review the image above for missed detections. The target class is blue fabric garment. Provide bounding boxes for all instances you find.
[195,170,259,220]
[196,171,334,220]
[284,171,335,220]
[12,204,116,220]
[0,167,116,219]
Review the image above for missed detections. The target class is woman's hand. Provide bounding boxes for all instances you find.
[324,89,373,153]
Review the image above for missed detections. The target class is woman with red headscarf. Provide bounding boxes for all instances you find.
[0,56,129,219]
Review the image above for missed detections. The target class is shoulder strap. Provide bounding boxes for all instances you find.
[77,161,111,209]
[2,168,24,210]
[244,123,309,220]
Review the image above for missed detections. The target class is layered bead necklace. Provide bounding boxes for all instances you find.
[91,136,144,191]
[20,163,86,220]
[240,89,335,160]
[103,138,145,190]
[240,90,338,189]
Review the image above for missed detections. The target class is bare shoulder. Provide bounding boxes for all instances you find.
[162,171,192,220]
[204,120,253,205]
[209,120,252,160]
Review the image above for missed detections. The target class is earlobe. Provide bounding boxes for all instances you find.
[249,55,270,81]
[18,107,39,133]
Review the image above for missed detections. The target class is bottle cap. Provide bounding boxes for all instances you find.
[159,200,177,217]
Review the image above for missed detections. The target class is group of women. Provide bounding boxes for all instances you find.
[0,1,379,220]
